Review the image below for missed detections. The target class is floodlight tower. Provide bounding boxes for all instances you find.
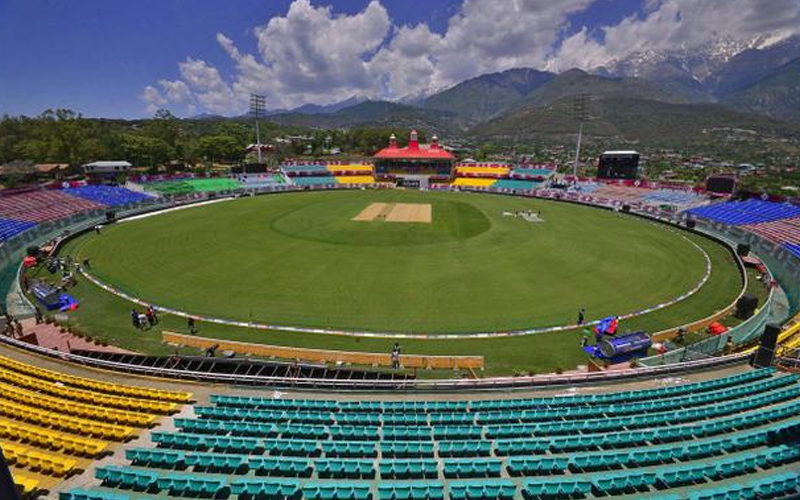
[572,93,591,180]
[250,93,266,164]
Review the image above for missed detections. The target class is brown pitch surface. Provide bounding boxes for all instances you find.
[353,202,431,223]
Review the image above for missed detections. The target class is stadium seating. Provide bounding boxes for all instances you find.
[451,178,497,188]
[144,178,242,195]
[0,354,190,497]
[454,165,511,178]
[0,186,157,243]
[686,199,800,225]
[60,367,800,500]
[62,186,152,207]
[335,176,375,185]
[0,190,103,223]
[741,216,800,249]
[785,242,800,258]
[283,164,330,176]
[325,164,374,175]
[0,216,36,242]
[492,179,542,191]
[291,176,339,187]
[510,167,554,179]
[235,173,287,188]
[642,189,703,206]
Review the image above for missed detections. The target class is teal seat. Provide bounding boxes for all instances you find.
[494,439,549,456]
[316,459,375,479]
[125,448,185,469]
[322,441,377,458]
[230,479,300,497]
[450,480,516,500]
[378,481,445,500]
[380,460,438,479]
[592,471,657,495]
[657,463,714,486]
[267,439,321,456]
[713,455,758,479]
[96,466,158,491]
[438,440,491,457]
[508,456,569,476]
[688,484,756,500]
[443,459,502,478]
[748,472,800,498]
[381,441,434,457]
[208,436,260,454]
[304,482,371,500]
[248,456,313,477]
[185,452,245,472]
[60,490,130,500]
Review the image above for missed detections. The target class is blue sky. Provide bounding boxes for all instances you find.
[0,0,796,118]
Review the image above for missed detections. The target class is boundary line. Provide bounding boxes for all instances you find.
[77,222,713,340]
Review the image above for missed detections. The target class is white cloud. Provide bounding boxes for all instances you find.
[141,85,167,115]
[159,80,191,103]
[142,0,800,116]
[177,57,238,115]
[549,0,800,69]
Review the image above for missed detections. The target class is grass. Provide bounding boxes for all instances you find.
[61,190,709,334]
[32,190,743,376]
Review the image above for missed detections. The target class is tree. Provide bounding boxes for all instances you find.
[118,134,174,167]
[197,135,243,164]
[143,109,181,147]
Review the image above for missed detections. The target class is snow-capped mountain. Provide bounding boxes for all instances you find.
[594,34,799,103]
[600,35,783,83]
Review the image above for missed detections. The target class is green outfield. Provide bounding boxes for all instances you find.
[43,189,744,375]
[65,190,710,334]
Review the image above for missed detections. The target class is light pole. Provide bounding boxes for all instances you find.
[250,94,266,164]
[572,93,590,181]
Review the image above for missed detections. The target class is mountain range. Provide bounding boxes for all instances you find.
[261,35,800,144]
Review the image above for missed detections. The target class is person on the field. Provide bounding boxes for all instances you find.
[391,343,401,369]
[138,312,148,330]
[577,308,586,325]
[146,306,158,326]
[131,309,140,329]
[187,316,197,335]
[675,327,687,345]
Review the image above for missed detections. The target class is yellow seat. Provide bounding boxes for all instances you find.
[452,177,497,187]
[335,175,375,184]
[13,473,39,497]
[0,354,191,403]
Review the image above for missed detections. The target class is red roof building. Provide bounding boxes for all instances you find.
[373,130,454,181]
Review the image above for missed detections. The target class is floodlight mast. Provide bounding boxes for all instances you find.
[572,93,590,181]
[250,94,266,164]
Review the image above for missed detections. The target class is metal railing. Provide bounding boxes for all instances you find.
[0,333,749,391]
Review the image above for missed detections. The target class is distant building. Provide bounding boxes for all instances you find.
[373,130,454,187]
[82,161,132,182]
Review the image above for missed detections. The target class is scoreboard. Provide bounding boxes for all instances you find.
[598,151,639,180]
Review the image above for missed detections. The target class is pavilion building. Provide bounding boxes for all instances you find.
[373,130,454,188]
